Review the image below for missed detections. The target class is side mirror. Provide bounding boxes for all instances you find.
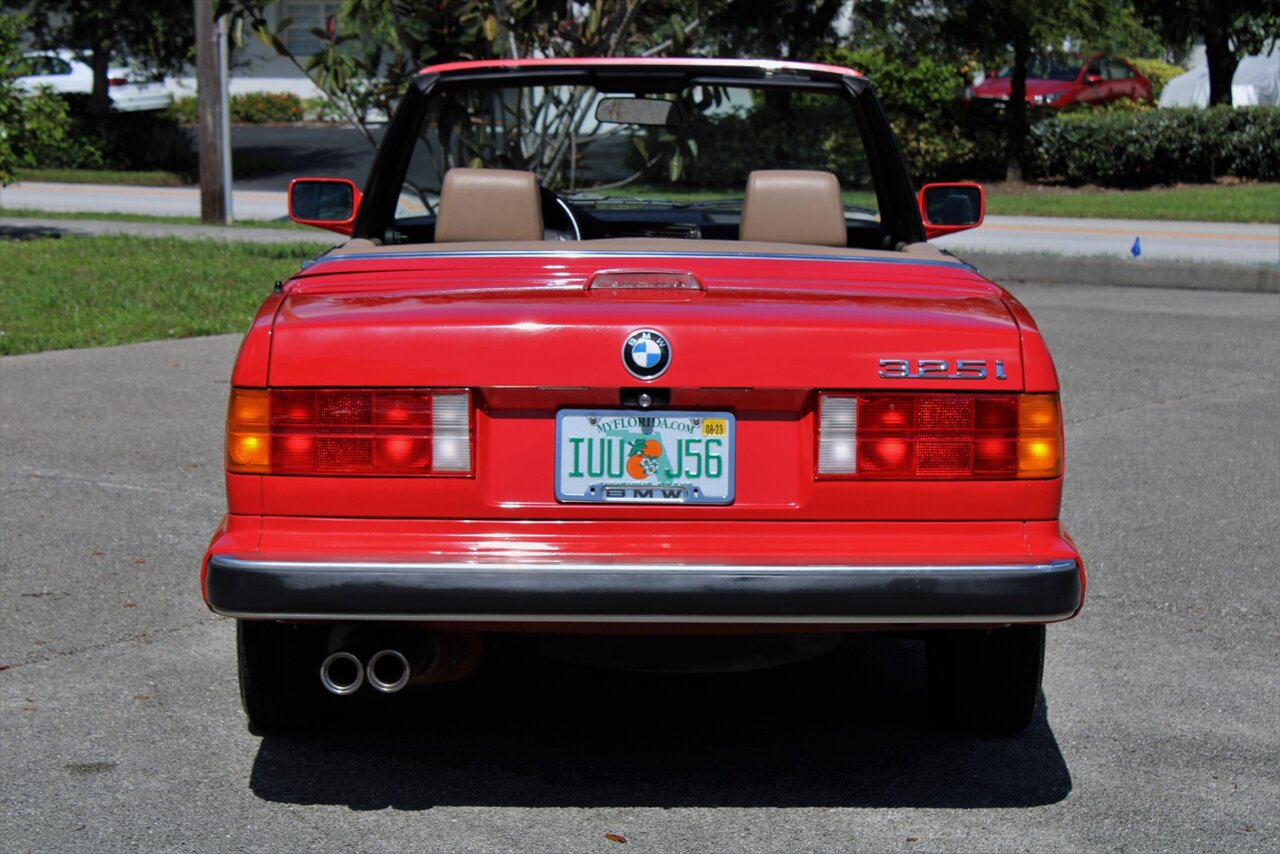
[288,177,361,235]
[1085,72,1103,84]
[918,182,985,239]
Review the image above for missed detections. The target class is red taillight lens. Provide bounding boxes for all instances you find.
[816,393,1061,479]
[227,388,471,476]
[107,77,128,87]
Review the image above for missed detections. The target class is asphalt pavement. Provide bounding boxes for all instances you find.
[0,182,292,222]
[231,124,382,192]
[1,284,1277,851]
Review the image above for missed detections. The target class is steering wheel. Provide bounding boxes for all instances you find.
[540,187,582,240]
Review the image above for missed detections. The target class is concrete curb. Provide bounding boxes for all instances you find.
[961,251,1280,294]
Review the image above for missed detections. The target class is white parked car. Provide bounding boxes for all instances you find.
[15,50,171,112]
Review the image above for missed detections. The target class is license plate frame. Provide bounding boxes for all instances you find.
[554,409,736,504]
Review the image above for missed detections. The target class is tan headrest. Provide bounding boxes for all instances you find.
[739,170,847,247]
[434,168,544,242]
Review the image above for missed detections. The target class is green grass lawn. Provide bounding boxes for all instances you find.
[578,182,1280,223]
[0,207,311,230]
[984,183,1280,223]
[13,167,192,187]
[13,156,288,187]
[0,235,319,356]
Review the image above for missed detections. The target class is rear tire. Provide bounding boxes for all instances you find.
[236,620,327,732]
[926,624,1045,733]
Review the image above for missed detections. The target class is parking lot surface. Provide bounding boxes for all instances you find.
[1,284,1277,852]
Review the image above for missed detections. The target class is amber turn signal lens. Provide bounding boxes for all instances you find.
[1017,393,1062,478]
[226,388,270,473]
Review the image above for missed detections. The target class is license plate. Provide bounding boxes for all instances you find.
[555,410,735,504]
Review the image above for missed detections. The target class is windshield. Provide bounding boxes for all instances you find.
[392,80,879,236]
[998,58,1081,82]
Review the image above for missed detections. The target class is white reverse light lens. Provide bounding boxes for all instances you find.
[431,392,471,473]
[818,395,857,475]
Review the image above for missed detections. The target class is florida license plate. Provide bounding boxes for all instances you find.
[555,410,735,504]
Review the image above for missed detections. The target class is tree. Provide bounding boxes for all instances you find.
[217,0,720,161]
[0,12,26,185]
[1134,0,1280,105]
[853,0,1151,177]
[702,0,846,60]
[14,0,194,119]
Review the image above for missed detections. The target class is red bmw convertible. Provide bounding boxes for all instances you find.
[202,58,1084,733]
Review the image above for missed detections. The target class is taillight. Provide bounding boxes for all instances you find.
[816,393,1062,479]
[226,388,472,476]
[107,77,129,87]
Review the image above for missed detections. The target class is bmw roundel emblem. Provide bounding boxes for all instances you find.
[622,329,671,380]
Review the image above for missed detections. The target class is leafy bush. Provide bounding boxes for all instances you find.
[643,47,1007,189]
[824,47,1006,181]
[95,110,195,173]
[168,94,198,124]
[12,89,104,169]
[675,106,873,189]
[1024,107,1280,186]
[231,91,304,123]
[169,92,306,124]
[11,91,193,175]
[1129,58,1186,100]
[0,12,26,184]
[302,96,348,122]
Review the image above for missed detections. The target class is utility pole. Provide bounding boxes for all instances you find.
[194,0,232,224]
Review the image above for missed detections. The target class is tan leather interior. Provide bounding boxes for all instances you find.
[433,168,544,242]
[739,170,848,247]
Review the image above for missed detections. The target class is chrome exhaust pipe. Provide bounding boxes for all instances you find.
[366,649,411,694]
[319,651,364,696]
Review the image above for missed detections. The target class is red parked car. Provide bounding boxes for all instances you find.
[966,53,1152,107]
[202,57,1084,733]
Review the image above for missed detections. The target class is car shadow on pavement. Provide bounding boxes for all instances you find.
[0,223,66,241]
[248,633,1072,811]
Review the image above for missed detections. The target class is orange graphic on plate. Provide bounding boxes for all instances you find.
[625,438,663,479]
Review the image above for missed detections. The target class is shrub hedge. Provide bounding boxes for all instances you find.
[676,105,874,188]
[824,47,1007,181]
[1024,107,1280,186]
[10,90,195,175]
[1129,58,1187,100]
[169,91,306,124]
[644,98,1277,191]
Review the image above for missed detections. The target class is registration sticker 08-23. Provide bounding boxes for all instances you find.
[554,410,736,504]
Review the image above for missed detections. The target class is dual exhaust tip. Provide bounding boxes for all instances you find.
[320,649,411,696]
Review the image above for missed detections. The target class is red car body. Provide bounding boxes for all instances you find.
[968,53,1152,107]
[202,58,1083,732]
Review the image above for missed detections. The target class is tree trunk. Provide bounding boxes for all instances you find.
[194,0,228,224]
[87,45,111,120]
[1006,35,1031,182]
[1199,0,1237,106]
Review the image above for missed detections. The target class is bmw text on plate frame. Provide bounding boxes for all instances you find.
[201,57,1085,736]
